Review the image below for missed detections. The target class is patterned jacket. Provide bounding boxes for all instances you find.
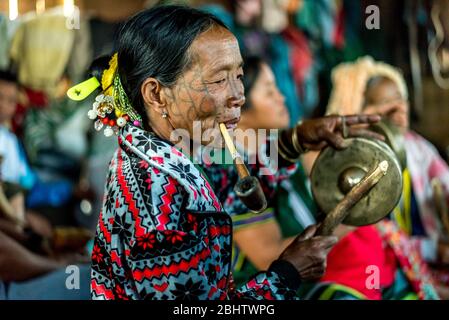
[91,125,298,300]
[402,131,449,260]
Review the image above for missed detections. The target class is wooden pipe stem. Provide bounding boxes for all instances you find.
[219,123,250,179]
[234,157,250,179]
[219,123,267,212]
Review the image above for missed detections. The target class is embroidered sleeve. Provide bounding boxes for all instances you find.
[234,271,299,300]
[92,149,301,300]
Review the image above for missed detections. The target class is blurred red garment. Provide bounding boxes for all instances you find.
[281,26,313,91]
[321,225,396,300]
[12,88,48,137]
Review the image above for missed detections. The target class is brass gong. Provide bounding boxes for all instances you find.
[311,137,403,226]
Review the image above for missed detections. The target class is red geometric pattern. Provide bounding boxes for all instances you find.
[91,125,298,300]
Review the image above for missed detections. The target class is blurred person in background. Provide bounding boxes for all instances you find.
[326,56,449,270]
[296,56,449,300]
[0,70,34,228]
[221,57,443,300]
[0,70,90,300]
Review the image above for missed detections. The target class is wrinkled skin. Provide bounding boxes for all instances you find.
[141,25,244,149]
[142,25,382,153]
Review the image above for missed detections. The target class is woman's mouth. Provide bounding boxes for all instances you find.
[222,117,240,129]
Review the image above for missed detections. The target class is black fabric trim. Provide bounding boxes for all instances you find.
[268,259,302,291]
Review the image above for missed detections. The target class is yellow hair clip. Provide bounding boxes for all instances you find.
[102,53,118,91]
[67,77,101,101]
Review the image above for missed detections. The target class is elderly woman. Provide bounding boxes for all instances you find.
[68,6,380,300]
[326,56,449,267]
[297,56,446,300]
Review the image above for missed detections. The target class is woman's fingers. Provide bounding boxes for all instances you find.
[348,127,385,141]
[312,235,339,250]
[298,114,384,151]
[299,264,327,280]
[340,114,381,126]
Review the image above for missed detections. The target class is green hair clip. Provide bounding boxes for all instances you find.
[66,54,143,137]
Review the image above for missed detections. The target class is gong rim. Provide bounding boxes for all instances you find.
[310,137,403,226]
[370,120,407,170]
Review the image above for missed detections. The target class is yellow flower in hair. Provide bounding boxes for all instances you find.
[102,53,118,93]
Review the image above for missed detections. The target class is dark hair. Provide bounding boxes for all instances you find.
[90,5,227,128]
[0,70,18,85]
[241,56,264,111]
[88,55,111,83]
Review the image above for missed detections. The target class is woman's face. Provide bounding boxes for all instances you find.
[363,77,409,131]
[162,26,245,147]
[241,63,289,130]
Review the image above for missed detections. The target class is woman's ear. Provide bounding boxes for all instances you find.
[141,77,167,115]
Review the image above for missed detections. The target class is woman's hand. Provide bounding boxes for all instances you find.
[277,224,337,281]
[296,114,383,151]
[0,230,62,282]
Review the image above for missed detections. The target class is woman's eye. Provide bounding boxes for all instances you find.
[237,74,244,80]
[213,79,226,85]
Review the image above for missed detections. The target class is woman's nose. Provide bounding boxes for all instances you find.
[276,89,285,104]
[227,95,245,109]
[227,79,245,108]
